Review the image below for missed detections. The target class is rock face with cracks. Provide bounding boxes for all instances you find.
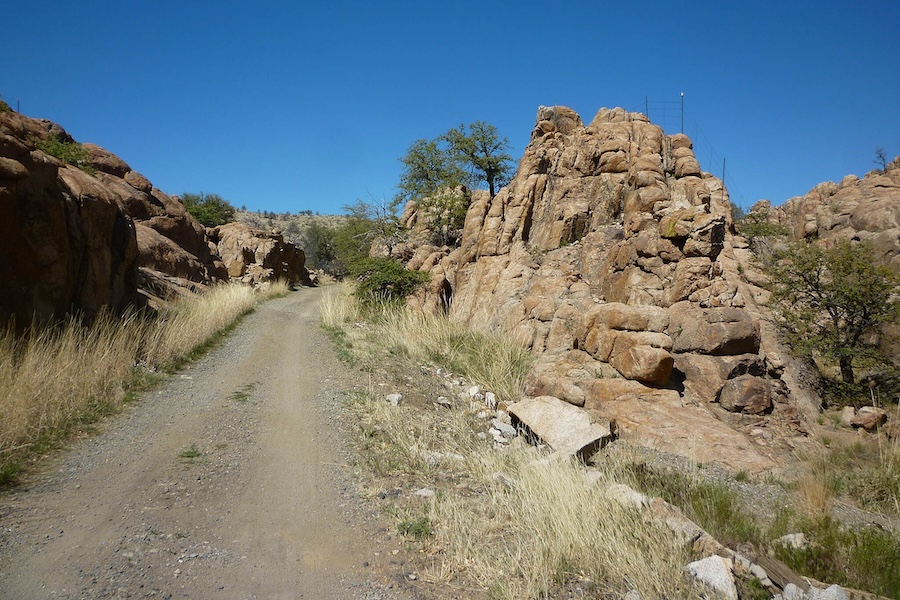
[0,109,310,323]
[397,106,811,472]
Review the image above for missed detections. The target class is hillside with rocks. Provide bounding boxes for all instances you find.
[0,109,310,326]
[394,106,848,473]
[752,156,900,267]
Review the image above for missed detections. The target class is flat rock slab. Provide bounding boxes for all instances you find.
[508,395,614,459]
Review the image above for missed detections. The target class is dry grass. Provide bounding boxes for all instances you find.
[143,282,259,367]
[326,288,701,597]
[0,282,277,481]
[321,288,531,403]
[346,389,701,599]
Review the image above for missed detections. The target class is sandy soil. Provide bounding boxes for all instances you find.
[0,287,420,600]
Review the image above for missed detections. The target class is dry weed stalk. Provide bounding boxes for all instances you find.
[321,287,530,403]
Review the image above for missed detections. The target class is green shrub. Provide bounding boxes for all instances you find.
[775,517,900,598]
[350,257,429,305]
[182,192,236,227]
[35,134,95,174]
[0,99,11,113]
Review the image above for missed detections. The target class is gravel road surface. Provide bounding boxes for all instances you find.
[0,287,417,599]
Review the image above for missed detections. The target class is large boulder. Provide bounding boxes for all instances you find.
[669,305,760,355]
[717,375,773,414]
[508,395,615,459]
[850,406,888,432]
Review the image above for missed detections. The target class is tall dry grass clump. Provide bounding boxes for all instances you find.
[143,282,259,366]
[0,312,147,462]
[1,282,271,480]
[321,288,531,402]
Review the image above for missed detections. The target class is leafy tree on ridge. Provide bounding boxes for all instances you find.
[766,239,899,386]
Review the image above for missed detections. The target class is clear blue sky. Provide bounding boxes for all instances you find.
[3,1,898,214]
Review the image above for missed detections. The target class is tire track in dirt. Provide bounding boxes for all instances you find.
[0,287,416,599]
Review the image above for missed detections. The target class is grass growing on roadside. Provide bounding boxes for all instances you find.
[0,282,284,483]
[344,389,702,599]
[626,462,763,548]
[321,288,531,402]
[326,283,900,598]
[774,515,900,598]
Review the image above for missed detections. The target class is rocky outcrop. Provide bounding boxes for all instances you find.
[0,109,255,324]
[209,222,311,286]
[764,156,900,268]
[398,106,808,471]
[80,143,229,302]
[0,111,139,326]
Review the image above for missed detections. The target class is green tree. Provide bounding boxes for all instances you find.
[395,122,512,247]
[767,239,900,385]
[301,221,338,271]
[396,138,469,204]
[443,121,514,199]
[182,192,236,227]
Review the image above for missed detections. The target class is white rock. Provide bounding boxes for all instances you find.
[749,562,768,581]
[484,391,497,409]
[466,385,481,398]
[385,393,402,406]
[839,406,855,427]
[810,585,849,600]
[774,532,807,549]
[685,555,737,600]
[491,418,518,438]
[508,396,614,459]
[781,583,807,600]
[413,488,435,498]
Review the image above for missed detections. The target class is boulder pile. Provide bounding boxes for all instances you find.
[396,106,811,471]
[762,156,900,268]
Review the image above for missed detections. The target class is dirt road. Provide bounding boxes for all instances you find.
[0,287,415,599]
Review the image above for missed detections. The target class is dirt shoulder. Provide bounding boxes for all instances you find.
[0,287,419,599]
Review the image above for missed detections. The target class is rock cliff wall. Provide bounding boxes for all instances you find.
[0,110,309,323]
[0,111,140,326]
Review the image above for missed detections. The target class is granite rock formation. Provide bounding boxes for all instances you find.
[397,106,812,472]
[1,109,309,323]
[210,222,311,286]
[756,156,900,268]
[0,111,139,326]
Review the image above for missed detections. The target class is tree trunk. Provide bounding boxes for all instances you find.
[839,355,855,384]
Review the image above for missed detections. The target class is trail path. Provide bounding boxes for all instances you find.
[0,287,416,599]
